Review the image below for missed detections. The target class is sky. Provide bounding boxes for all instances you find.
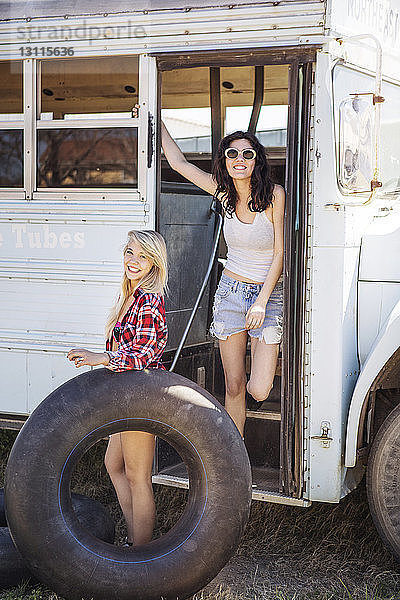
[162,105,288,138]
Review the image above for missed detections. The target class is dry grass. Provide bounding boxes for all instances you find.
[0,430,399,600]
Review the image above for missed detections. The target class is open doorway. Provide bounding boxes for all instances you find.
[157,61,295,496]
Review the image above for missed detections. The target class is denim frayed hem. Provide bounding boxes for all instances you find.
[209,323,247,341]
[248,318,283,345]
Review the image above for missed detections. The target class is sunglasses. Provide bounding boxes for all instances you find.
[224,147,257,160]
[113,321,122,342]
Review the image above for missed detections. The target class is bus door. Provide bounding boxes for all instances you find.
[152,50,314,503]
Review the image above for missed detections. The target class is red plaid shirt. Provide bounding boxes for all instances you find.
[105,289,167,372]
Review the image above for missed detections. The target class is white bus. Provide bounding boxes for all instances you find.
[1,0,400,559]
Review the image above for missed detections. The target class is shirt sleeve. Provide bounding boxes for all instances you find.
[106,301,164,372]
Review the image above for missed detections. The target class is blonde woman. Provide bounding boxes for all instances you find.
[68,230,168,546]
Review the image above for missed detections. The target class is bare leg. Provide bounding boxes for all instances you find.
[219,331,248,436]
[104,433,135,543]
[247,338,279,402]
[121,430,156,546]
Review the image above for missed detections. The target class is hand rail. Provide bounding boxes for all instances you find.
[169,205,223,372]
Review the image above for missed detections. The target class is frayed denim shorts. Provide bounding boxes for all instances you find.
[209,273,283,344]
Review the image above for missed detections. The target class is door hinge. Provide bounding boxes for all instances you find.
[315,144,321,167]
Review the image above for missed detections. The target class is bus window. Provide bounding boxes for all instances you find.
[37,56,139,189]
[334,64,400,199]
[37,128,138,188]
[0,60,23,115]
[0,130,23,188]
[161,67,212,185]
[161,64,289,189]
[0,61,23,188]
[40,56,139,119]
[380,80,400,194]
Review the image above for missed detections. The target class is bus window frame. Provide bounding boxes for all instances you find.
[0,55,155,204]
[332,61,400,202]
[0,60,24,197]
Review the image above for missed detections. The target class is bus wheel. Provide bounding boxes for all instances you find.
[5,368,251,600]
[366,402,400,561]
[0,492,115,589]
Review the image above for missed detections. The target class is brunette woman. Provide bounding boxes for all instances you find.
[162,123,284,436]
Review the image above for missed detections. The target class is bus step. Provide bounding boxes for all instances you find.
[246,401,281,421]
[154,463,280,491]
[153,463,309,505]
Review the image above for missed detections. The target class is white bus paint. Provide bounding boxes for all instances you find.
[0,0,399,509]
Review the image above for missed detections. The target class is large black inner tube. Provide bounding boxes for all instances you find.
[0,489,5,527]
[5,368,251,600]
[0,491,115,590]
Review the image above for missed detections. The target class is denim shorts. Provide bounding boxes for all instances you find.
[209,273,283,344]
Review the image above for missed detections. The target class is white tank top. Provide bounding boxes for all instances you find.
[224,211,282,283]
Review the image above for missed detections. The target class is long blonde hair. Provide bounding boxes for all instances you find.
[105,230,168,340]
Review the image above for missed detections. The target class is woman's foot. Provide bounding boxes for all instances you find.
[246,392,263,411]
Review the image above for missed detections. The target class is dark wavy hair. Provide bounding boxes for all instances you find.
[212,130,274,217]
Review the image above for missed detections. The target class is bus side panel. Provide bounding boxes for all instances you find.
[0,350,28,414]
[0,201,148,416]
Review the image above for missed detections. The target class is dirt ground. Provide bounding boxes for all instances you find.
[198,490,400,599]
[1,431,400,600]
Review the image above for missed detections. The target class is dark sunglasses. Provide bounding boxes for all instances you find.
[113,321,122,342]
[224,147,256,160]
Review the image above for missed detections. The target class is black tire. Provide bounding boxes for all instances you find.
[5,368,251,600]
[367,402,400,561]
[0,489,5,527]
[0,493,115,589]
[0,526,30,589]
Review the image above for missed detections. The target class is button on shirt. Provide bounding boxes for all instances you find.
[105,289,167,372]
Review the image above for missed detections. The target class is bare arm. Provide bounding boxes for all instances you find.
[161,121,217,196]
[245,184,285,329]
[67,348,109,367]
[257,184,285,302]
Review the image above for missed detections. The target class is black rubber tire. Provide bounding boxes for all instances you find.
[0,526,29,589]
[5,369,251,600]
[0,492,115,589]
[0,489,5,527]
[366,402,400,561]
